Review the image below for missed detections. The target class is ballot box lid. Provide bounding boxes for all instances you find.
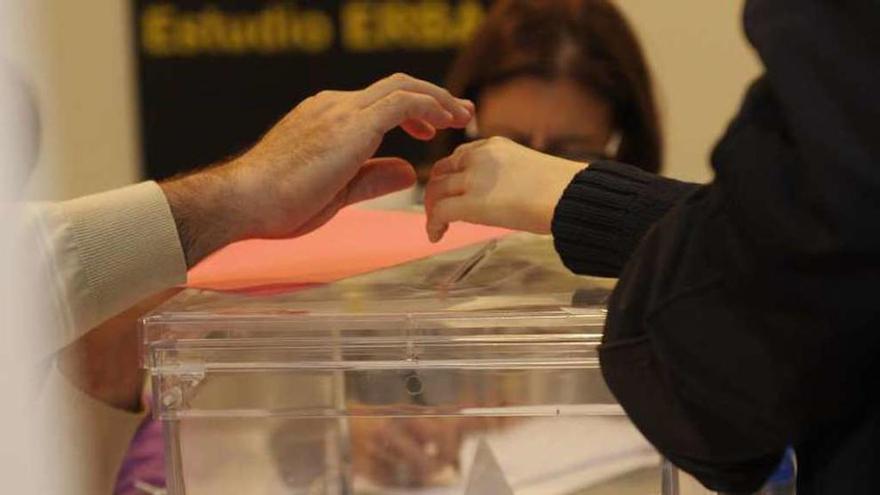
[142,234,615,419]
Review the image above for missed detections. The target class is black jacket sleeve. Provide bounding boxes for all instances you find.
[553,1,880,492]
[552,161,699,277]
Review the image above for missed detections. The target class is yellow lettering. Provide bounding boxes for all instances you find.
[341,2,373,52]
[198,8,228,54]
[453,0,485,44]
[420,2,451,49]
[224,19,248,54]
[175,17,202,55]
[377,2,409,48]
[242,18,263,52]
[340,0,487,52]
[139,1,483,57]
[256,6,290,54]
[300,12,335,54]
[141,5,174,56]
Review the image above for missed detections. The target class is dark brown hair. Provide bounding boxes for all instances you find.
[433,0,662,173]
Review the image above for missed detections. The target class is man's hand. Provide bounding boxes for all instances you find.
[161,73,474,267]
[424,137,587,242]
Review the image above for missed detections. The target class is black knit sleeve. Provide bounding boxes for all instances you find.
[551,161,699,277]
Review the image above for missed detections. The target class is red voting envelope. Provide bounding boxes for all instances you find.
[187,208,512,293]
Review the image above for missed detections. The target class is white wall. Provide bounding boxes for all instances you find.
[614,0,761,182]
[22,0,761,200]
[22,0,141,200]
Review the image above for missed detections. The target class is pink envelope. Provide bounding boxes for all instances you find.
[187,208,511,292]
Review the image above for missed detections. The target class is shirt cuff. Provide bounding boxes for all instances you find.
[60,181,187,332]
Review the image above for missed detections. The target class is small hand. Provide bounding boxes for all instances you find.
[424,137,587,242]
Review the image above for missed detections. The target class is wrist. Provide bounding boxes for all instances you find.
[534,160,588,234]
[160,162,247,267]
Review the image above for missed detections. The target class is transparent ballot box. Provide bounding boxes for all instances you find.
[142,235,697,495]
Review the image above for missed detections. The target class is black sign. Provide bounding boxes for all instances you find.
[133,0,489,180]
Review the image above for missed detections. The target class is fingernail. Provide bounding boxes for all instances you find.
[451,104,471,119]
[435,225,449,243]
[457,99,475,116]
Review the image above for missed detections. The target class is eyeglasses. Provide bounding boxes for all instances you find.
[465,129,621,164]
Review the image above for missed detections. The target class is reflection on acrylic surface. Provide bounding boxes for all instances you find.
[178,412,659,495]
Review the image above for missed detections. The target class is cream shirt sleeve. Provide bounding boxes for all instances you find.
[31,180,187,352]
[25,181,187,495]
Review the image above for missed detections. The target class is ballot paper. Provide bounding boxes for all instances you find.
[187,207,511,292]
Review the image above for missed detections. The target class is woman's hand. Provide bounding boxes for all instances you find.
[424,137,587,242]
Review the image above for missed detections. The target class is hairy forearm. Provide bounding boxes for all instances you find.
[160,161,248,268]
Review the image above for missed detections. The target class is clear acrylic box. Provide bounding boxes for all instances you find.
[141,234,722,495]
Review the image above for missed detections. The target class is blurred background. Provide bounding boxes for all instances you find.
[3,0,760,202]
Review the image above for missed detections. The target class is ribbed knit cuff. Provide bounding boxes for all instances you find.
[61,181,187,329]
[552,161,699,277]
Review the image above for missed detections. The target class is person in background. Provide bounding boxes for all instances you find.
[430,0,662,176]
[350,0,664,486]
[15,73,473,495]
[365,0,661,211]
[424,0,880,493]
